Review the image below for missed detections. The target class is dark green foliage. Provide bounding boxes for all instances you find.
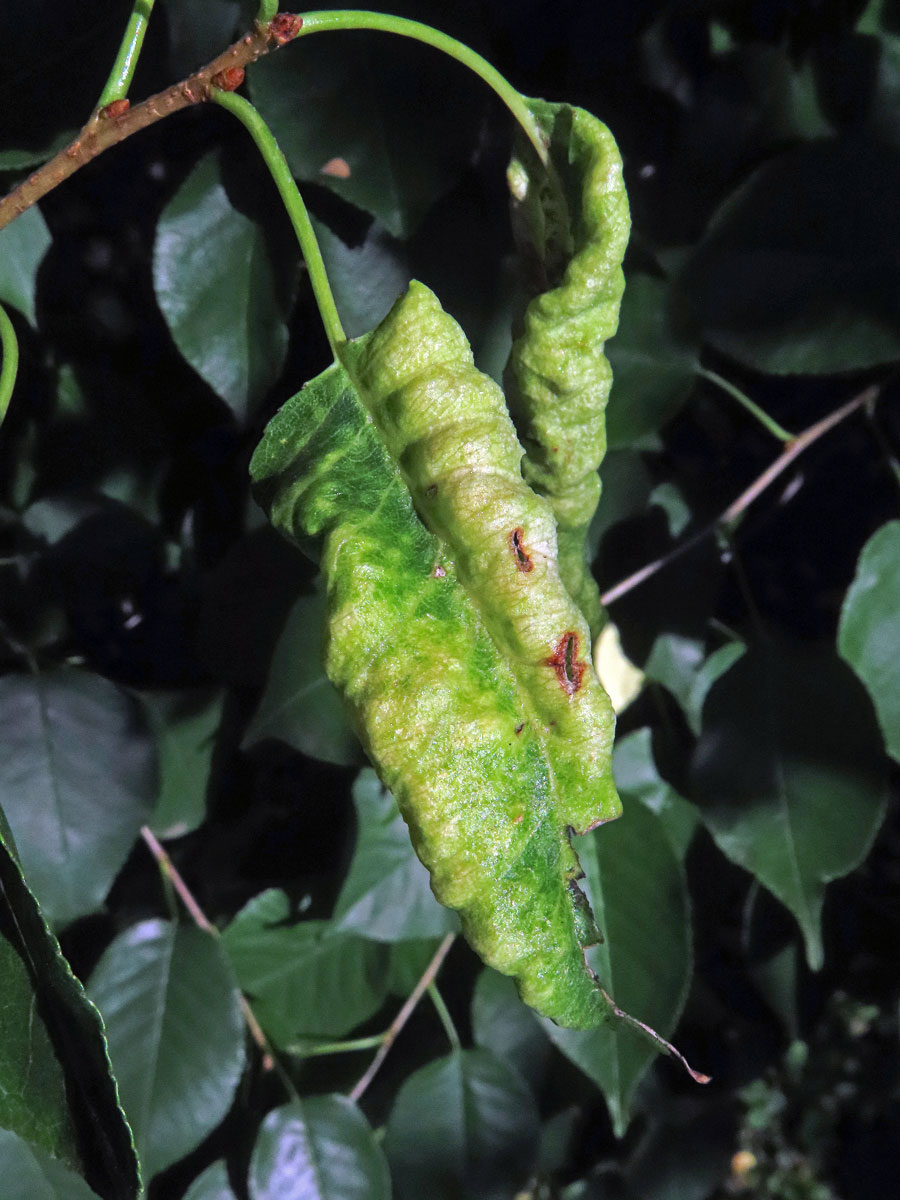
[2,2,900,1198]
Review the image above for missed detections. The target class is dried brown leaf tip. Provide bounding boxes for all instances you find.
[212,66,245,92]
[508,527,534,573]
[99,99,130,120]
[270,13,304,44]
[545,631,586,696]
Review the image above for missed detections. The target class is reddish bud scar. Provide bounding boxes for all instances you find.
[212,66,245,92]
[99,99,130,119]
[270,14,304,44]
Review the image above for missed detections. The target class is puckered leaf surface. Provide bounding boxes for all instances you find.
[251,278,621,1030]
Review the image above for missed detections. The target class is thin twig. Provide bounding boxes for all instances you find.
[349,933,456,1103]
[139,825,290,1088]
[0,15,303,232]
[601,385,879,607]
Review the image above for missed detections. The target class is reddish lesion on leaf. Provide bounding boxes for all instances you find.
[545,631,586,696]
[508,526,534,572]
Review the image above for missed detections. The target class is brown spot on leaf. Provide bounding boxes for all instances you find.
[425,483,438,498]
[512,813,524,825]
[320,156,351,179]
[433,564,446,579]
[545,632,586,696]
[508,527,534,573]
[514,722,525,736]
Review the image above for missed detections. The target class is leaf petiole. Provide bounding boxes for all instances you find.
[97,0,157,109]
[699,366,795,443]
[211,89,347,354]
[0,303,19,429]
[295,10,549,167]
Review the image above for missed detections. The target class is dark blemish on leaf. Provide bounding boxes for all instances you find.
[508,527,534,572]
[433,564,446,578]
[545,631,586,696]
[513,813,524,824]
[99,99,130,119]
[514,722,525,736]
[425,483,438,498]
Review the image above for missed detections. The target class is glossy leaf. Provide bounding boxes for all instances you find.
[242,590,359,767]
[0,1129,102,1200]
[333,769,458,941]
[221,889,390,1044]
[249,1096,390,1200]
[0,203,51,326]
[543,800,692,1136]
[679,139,900,374]
[153,152,292,419]
[606,274,698,449]
[142,689,224,837]
[505,98,630,631]
[0,669,155,926]
[183,1160,237,1200]
[838,520,900,763]
[246,29,484,237]
[471,968,550,1090]
[0,807,139,1199]
[384,1048,540,1200]
[251,281,622,1030]
[87,919,246,1183]
[314,217,409,340]
[690,644,888,969]
[613,730,699,860]
[644,633,745,737]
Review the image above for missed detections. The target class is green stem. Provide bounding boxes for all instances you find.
[0,303,19,429]
[700,366,794,443]
[256,0,279,20]
[427,982,461,1051]
[295,10,549,167]
[288,1033,386,1057]
[97,0,157,108]
[211,89,346,355]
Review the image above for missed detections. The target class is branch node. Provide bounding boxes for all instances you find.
[99,99,131,120]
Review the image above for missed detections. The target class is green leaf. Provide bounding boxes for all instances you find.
[386,937,442,996]
[0,1130,102,1200]
[141,689,224,838]
[153,152,292,419]
[249,1096,390,1200]
[162,0,242,79]
[613,730,699,860]
[333,769,459,941]
[606,275,698,449]
[247,31,485,237]
[504,98,630,631]
[251,281,623,1030]
[183,1160,237,1200]
[0,669,155,926]
[544,800,692,1137]
[0,807,140,1199]
[383,1048,540,1200]
[0,203,51,326]
[838,520,900,763]
[314,217,409,340]
[690,643,888,969]
[644,634,746,736]
[679,139,900,374]
[242,589,359,767]
[87,919,246,1183]
[221,889,390,1044]
[471,968,549,1090]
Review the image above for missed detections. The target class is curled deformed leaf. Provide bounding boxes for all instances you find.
[252,280,620,1030]
[505,98,631,632]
